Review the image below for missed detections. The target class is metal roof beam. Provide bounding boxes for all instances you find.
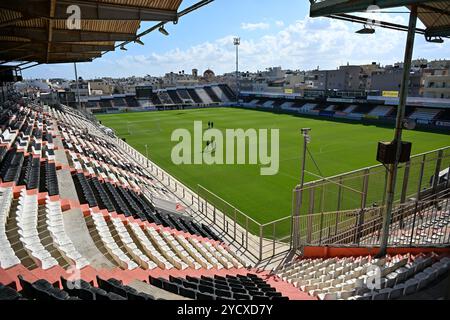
[52,43,115,53]
[0,43,30,54]
[0,55,32,65]
[48,52,102,58]
[0,27,135,42]
[0,52,99,62]
[0,0,178,21]
[310,0,430,17]
[426,25,450,37]
[329,13,427,34]
[20,62,41,71]
[47,0,56,63]
[0,42,114,52]
[418,3,450,16]
[0,17,28,28]
[0,46,102,57]
[43,58,92,64]
[56,0,178,21]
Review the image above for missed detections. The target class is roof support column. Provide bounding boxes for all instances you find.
[378,5,418,257]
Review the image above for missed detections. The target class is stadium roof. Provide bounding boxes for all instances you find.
[0,0,184,65]
[309,1,450,38]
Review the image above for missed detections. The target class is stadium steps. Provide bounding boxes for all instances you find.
[82,209,240,270]
[96,209,224,246]
[76,202,243,262]
[35,204,71,269]
[5,199,39,270]
[262,274,317,300]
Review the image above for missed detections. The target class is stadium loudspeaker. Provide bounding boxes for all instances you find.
[377,141,412,164]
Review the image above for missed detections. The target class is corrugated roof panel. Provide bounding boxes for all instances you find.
[417,2,450,29]
[0,0,192,63]
[96,0,183,11]
[0,9,22,23]
[53,19,140,33]
[0,35,30,42]
[14,18,47,28]
[70,41,115,46]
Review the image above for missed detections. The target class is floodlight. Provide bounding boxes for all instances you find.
[159,26,169,36]
[135,38,144,45]
[425,36,444,43]
[356,25,375,34]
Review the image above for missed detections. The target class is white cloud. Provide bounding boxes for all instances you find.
[106,15,449,77]
[275,21,285,27]
[24,13,450,79]
[241,22,271,31]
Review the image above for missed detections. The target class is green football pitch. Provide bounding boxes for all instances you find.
[97,107,449,226]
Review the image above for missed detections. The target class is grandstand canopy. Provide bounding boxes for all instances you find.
[0,0,184,64]
[309,1,450,38]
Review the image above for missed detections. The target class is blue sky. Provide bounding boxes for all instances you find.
[23,0,450,79]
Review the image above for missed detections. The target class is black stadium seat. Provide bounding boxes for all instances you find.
[219,84,236,101]
[167,90,183,105]
[186,89,203,104]
[204,87,221,103]
[179,287,197,299]
[0,149,24,183]
[70,170,223,240]
[154,273,287,301]
[0,284,22,300]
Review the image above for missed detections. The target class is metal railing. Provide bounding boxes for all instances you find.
[293,146,450,217]
[296,190,450,248]
[112,136,292,261]
[196,185,292,261]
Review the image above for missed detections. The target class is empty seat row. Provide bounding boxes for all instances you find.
[2,275,154,301]
[45,198,89,269]
[0,187,21,269]
[73,173,98,208]
[44,161,59,196]
[0,284,22,300]
[16,189,59,270]
[0,149,24,183]
[73,173,222,242]
[89,210,242,271]
[90,211,138,270]
[109,217,158,270]
[277,253,449,300]
[19,156,40,190]
[354,256,450,300]
[149,273,288,301]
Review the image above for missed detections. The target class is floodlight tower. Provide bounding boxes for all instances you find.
[233,37,240,102]
[145,144,149,168]
[292,128,312,250]
[73,63,81,110]
[300,128,312,189]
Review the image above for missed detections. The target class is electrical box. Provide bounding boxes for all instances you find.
[377,141,412,164]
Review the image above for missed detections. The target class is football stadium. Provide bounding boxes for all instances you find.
[0,0,450,306]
